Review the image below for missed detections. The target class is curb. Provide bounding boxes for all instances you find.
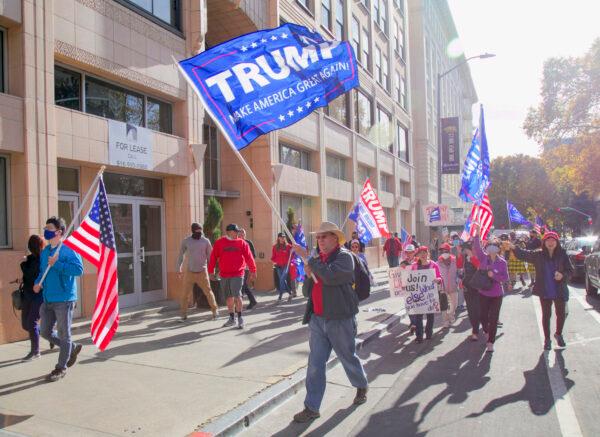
[195,307,406,437]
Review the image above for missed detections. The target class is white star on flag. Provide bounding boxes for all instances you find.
[297,106,303,113]
[271,35,278,41]
[241,46,248,52]
[250,42,258,48]
[261,38,267,43]
[314,97,320,103]
[281,33,288,39]
[278,114,285,121]
[287,110,294,117]
[305,102,311,108]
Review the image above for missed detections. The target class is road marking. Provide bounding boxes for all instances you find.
[532,299,583,437]
[571,292,600,326]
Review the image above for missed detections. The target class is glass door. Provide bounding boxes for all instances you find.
[108,197,165,308]
[58,193,83,318]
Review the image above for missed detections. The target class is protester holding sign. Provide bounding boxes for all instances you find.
[471,224,509,353]
[400,244,418,335]
[410,247,442,343]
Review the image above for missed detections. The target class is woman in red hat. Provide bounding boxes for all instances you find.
[512,231,573,350]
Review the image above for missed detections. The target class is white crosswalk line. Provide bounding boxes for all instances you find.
[532,298,583,437]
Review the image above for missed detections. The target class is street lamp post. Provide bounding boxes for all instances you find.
[557,207,593,226]
[436,53,495,205]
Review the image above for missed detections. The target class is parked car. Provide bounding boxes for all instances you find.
[566,235,598,281]
[584,238,600,296]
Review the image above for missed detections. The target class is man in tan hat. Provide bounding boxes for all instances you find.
[291,222,368,423]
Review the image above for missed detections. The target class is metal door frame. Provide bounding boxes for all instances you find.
[57,192,83,318]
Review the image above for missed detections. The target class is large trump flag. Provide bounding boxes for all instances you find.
[178,23,359,150]
[348,179,391,244]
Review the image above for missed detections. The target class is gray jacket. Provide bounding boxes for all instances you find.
[176,235,212,272]
[302,247,359,324]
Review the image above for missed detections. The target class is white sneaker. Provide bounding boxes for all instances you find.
[486,342,494,353]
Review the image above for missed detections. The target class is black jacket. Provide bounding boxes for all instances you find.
[302,247,359,324]
[20,254,42,302]
[514,246,573,300]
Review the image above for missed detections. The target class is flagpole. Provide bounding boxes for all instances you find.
[173,59,317,282]
[506,201,512,230]
[37,166,106,285]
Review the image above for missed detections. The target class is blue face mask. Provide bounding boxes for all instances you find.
[44,229,57,241]
[452,239,460,247]
[487,245,500,255]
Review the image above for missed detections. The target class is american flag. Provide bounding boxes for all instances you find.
[534,215,545,234]
[468,193,494,240]
[64,177,119,351]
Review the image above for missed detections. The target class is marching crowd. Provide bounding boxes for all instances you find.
[13,214,573,424]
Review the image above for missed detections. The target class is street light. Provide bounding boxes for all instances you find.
[557,207,593,226]
[437,53,496,205]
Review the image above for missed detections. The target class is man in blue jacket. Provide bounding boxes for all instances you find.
[33,216,84,382]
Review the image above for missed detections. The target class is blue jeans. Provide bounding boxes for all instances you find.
[304,315,368,412]
[40,301,76,370]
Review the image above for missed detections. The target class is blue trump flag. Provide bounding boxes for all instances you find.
[293,223,307,282]
[459,105,490,203]
[348,202,373,245]
[506,201,531,226]
[178,23,359,150]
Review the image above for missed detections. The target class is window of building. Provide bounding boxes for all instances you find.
[0,156,9,248]
[334,0,344,40]
[379,0,387,33]
[296,0,311,13]
[359,0,370,11]
[399,26,406,60]
[384,207,393,229]
[375,46,382,84]
[358,165,371,184]
[104,172,163,198]
[55,66,82,110]
[327,199,347,230]
[120,0,180,30]
[203,121,220,190]
[86,76,145,127]
[361,26,370,68]
[373,0,379,25]
[394,72,401,103]
[400,181,410,197]
[351,17,361,62]
[0,28,5,93]
[382,54,389,90]
[377,107,393,153]
[401,210,410,232]
[394,0,405,16]
[281,194,313,247]
[58,167,79,193]
[355,90,372,136]
[401,76,407,110]
[392,19,399,55]
[325,93,348,126]
[55,66,173,134]
[321,0,332,30]
[397,122,409,162]
[326,154,346,180]
[280,143,310,171]
[429,157,436,183]
[380,173,392,192]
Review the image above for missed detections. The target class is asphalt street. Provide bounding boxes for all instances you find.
[241,283,600,437]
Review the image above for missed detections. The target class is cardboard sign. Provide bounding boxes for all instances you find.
[388,266,404,298]
[400,268,441,315]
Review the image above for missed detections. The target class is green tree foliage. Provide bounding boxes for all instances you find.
[523,38,600,198]
[204,196,223,242]
[286,207,296,233]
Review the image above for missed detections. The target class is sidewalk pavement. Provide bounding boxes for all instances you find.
[0,268,406,437]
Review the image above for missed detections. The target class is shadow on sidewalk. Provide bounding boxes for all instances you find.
[354,320,493,436]
[0,376,47,397]
[0,413,34,429]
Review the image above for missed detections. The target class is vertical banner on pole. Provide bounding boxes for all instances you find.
[441,117,460,174]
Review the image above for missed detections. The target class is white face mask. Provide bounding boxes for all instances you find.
[487,245,500,255]
[441,253,450,259]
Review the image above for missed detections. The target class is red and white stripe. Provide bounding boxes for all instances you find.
[90,245,119,351]
[64,217,101,266]
[469,193,494,240]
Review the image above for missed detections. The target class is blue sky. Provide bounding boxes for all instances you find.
[447,0,600,158]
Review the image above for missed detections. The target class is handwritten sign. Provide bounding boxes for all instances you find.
[388,267,404,298]
[400,268,441,315]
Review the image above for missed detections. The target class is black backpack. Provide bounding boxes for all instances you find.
[350,252,371,301]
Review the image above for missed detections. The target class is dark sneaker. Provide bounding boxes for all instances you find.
[293,407,320,423]
[554,334,566,347]
[237,316,245,329]
[67,343,82,368]
[415,338,423,344]
[544,339,552,350]
[353,388,368,405]
[246,302,256,310]
[223,317,235,328]
[49,342,55,350]
[47,368,66,382]
[409,325,416,336]
[23,351,41,361]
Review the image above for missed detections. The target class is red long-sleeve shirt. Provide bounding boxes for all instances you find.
[271,243,292,267]
[208,237,256,278]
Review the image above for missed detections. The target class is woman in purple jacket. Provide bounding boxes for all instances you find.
[472,224,509,353]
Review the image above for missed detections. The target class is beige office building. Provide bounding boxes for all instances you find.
[408,0,477,240]
[0,0,414,344]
